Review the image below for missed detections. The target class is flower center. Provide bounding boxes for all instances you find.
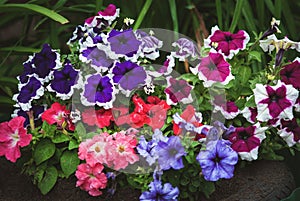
[239,131,250,140]
[96,83,104,92]
[270,94,279,102]
[95,146,101,153]
[118,145,125,153]
[225,35,232,42]
[208,62,216,70]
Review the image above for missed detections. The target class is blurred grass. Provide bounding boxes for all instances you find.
[0,0,299,122]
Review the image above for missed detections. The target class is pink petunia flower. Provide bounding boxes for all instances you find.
[191,52,234,87]
[0,116,32,162]
[278,118,300,147]
[227,123,267,161]
[75,162,107,196]
[204,25,250,59]
[85,4,119,27]
[41,102,75,131]
[253,81,299,122]
[108,131,139,170]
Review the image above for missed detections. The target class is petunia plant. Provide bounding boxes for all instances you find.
[1,4,300,201]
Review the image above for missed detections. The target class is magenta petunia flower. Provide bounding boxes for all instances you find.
[164,76,194,105]
[278,118,300,147]
[75,162,108,196]
[227,123,267,161]
[0,116,32,162]
[241,106,258,124]
[204,26,250,59]
[213,99,240,120]
[85,4,119,27]
[280,58,300,89]
[191,52,234,87]
[253,81,299,122]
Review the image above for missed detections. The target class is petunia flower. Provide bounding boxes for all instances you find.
[13,76,44,111]
[204,25,250,59]
[81,107,113,128]
[47,61,79,100]
[136,30,163,60]
[278,118,300,147]
[112,61,147,92]
[155,136,186,170]
[140,179,179,201]
[253,80,299,122]
[12,105,46,127]
[191,52,234,87]
[241,106,258,124]
[171,38,200,61]
[164,76,194,105]
[196,139,238,181]
[0,116,32,162]
[81,74,116,109]
[213,99,240,120]
[85,4,119,27]
[67,25,87,45]
[227,123,268,161]
[75,162,108,196]
[280,58,300,89]
[41,102,74,131]
[261,17,281,39]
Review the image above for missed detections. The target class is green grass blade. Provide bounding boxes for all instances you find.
[0,3,69,24]
[0,96,15,105]
[215,0,223,29]
[274,0,282,19]
[264,0,275,16]
[229,0,245,32]
[133,0,153,30]
[242,0,257,33]
[0,46,40,53]
[168,0,179,39]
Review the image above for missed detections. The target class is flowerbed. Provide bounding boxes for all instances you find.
[1,4,300,201]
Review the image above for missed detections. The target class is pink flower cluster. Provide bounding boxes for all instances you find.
[0,116,32,162]
[76,130,139,195]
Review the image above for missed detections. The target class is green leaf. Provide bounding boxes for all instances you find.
[0,46,40,53]
[245,96,256,108]
[0,3,69,24]
[68,139,79,150]
[51,133,69,143]
[237,65,251,84]
[0,96,14,105]
[133,0,153,30]
[248,51,261,62]
[75,122,86,140]
[201,180,215,198]
[60,150,80,177]
[38,166,58,195]
[229,0,245,32]
[33,139,56,165]
[42,121,56,138]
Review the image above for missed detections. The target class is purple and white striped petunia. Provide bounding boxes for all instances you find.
[13,77,44,111]
[136,30,163,60]
[204,25,250,59]
[253,80,299,122]
[81,73,116,109]
[191,52,234,87]
[227,123,268,161]
[164,76,193,105]
[47,61,79,100]
[278,118,300,147]
[171,38,200,61]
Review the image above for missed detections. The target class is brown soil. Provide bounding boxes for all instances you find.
[0,157,295,201]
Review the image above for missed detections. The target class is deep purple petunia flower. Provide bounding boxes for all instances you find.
[13,77,44,111]
[32,44,61,80]
[204,25,249,59]
[12,105,46,127]
[196,139,238,181]
[81,74,115,109]
[279,118,300,147]
[112,61,146,91]
[280,58,300,89]
[108,29,141,56]
[164,77,193,105]
[254,81,299,121]
[155,136,186,170]
[81,46,114,71]
[227,123,267,161]
[140,179,179,201]
[48,61,79,100]
[192,52,234,87]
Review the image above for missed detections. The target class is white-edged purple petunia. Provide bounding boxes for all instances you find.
[204,25,250,59]
[13,77,44,111]
[47,61,79,100]
[81,73,116,109]
[67,25,87,46]
[136,30,163,60]
[191,52,234,87]
[11,104,46,127]
[164,76,193,105]
[171,38,200,61]
[253,80,299,122]
[278,118,300,147]
[112,61,147,93]
[227,123,267,161]
[196,139,238,181]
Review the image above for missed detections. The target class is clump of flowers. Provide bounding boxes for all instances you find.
[1,3,300,201]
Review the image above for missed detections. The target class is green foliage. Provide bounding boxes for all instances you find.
[33,138,56,165]
[60,150,80,177]
[37,166,58,195]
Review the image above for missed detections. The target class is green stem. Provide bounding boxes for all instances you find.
[133,0,153,30]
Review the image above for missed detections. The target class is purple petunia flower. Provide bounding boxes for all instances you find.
[278,118,300,147]
[12,105,46,127]
[112,61,147,91]
[171,38,200,61]
[47,61,79,100]
[13,77,44,111]
[81,74,115,109]
[191,52,234,87]
[108,29,141,56]
[253,80,299,122]
[196,139,238,181]
[136,30,163,60]
[67,25,87,45]
[227,123,267,161]
[140,179,179,201]
[204,25,250,59]
[164,77,193,105]
[136,136,159,166]
[155,136,186,170]
[280,58,300,89]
